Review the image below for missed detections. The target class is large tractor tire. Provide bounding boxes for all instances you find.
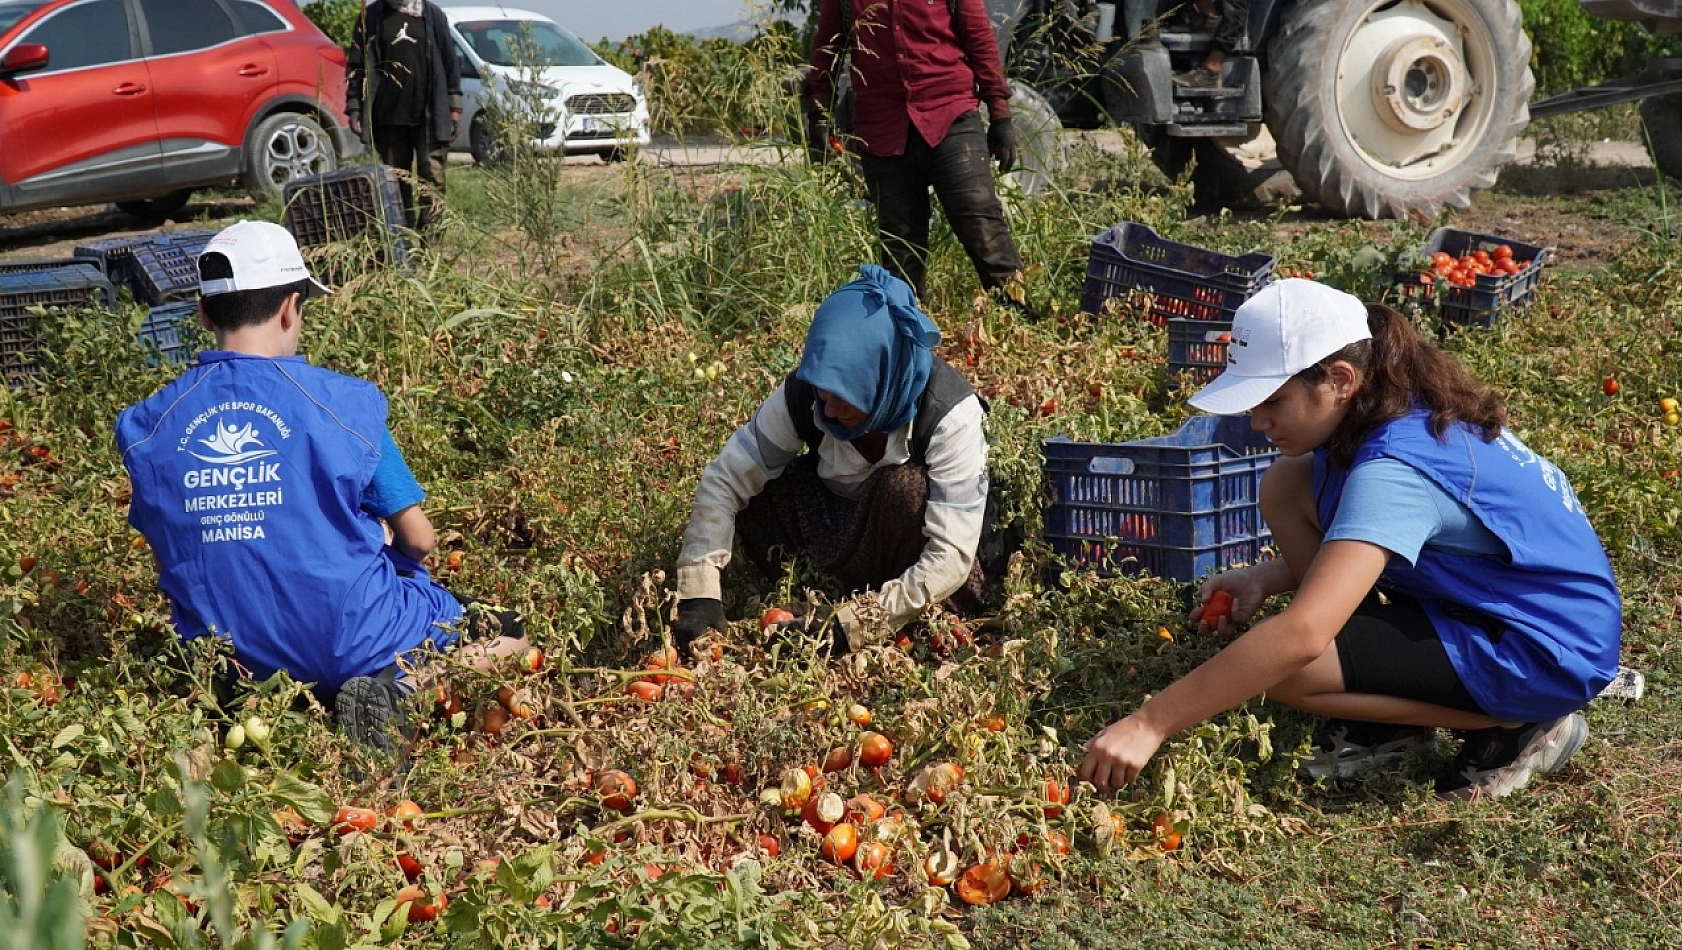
[1002,80,1067,197]
[1264,0,1534,219]
[1641,94,1682,184]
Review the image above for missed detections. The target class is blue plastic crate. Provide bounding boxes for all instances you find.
[74,235,153,289]
[1166,318,1232,389]
[128,241,205,305]
[1043,415,1278,582]
[73,230,214,302]
[139,301,202,365]
[0,268,115,385]
[1080,222,1274,326]
[1394,227,1548,328]
[283,164,409,263]
[0,258,104,277]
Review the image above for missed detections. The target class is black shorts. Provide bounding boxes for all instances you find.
[1335,591,1486,715]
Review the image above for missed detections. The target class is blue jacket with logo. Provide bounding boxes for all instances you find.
[1313,410,1622,722]
[116,352,462,696]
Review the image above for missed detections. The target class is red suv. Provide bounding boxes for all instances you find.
[0,0,357,218]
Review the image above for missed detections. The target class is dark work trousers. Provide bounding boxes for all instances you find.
[372,123,448,229]
[860,111,1024,301]
[1213,0,1248,52]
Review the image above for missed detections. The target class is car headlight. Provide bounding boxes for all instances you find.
[632,80,647,102]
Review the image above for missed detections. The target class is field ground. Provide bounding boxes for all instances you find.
[1,131,1680,949]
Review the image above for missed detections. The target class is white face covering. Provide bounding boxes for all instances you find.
[386,0,424,17]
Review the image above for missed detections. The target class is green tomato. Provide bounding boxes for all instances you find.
[223,724,246,751]
[243,716,270,745]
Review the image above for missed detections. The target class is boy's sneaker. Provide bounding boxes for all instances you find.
[336,676,408,755]
[1434,713,1588,802]
[1301,719,1435,780]
[1596,665,1644,702]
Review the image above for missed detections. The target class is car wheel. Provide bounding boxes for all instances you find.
[115,189,194,220]
[601,147,629,163]
[242,112,337,198]
[470,115,507,167]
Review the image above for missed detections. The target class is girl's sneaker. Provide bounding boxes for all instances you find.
[1435,713,1588,801]
[1302,719,1435,780]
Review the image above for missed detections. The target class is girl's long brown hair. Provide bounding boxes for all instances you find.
[1296,303,1507,468]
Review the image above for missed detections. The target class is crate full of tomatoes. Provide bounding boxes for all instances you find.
[1396,227,1547,328]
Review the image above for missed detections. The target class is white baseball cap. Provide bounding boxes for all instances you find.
[1188,278,1371,415]
[198,220,332,299]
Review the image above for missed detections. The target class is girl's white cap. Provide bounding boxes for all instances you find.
[1189,278,1370,415]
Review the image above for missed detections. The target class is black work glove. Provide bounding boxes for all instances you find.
[987,116,1017,173]
[673,597,727,655]
[764,603,850,656]
[347,106,362,137]
[804,111,831,166]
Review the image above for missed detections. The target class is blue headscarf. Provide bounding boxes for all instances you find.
[794,265,942,442]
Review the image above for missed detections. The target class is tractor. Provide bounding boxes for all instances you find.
[988,0,1682,218]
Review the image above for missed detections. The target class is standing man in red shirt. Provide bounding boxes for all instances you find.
[805,0,1034,318]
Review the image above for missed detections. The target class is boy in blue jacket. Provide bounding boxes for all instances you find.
[116,221,525,752]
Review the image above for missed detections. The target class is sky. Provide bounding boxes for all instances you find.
[436,0,777,43]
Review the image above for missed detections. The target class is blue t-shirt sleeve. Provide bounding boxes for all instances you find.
[362,428,426,519]
[1323,458,1506,567]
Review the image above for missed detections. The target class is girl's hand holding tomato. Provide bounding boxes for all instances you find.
[1189,569,1268,634]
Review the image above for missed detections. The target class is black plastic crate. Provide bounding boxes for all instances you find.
[1043,415,1278,583]
[1080,222,1274,325]
[283,164,409,262]
[1394,227,1548,328]
[0,268,115,385]
[139,301,202,366]
[1166,318,1232,389]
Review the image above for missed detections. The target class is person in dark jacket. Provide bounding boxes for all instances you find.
[347,0,463,227]
[804,0,1034,318]
[672,266,996,656]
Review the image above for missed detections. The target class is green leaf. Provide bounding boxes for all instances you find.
[49,725,84,749]
[267,773,333,825]
[291,881,340,925]
[144,783,183,819]
[209,758,247,794]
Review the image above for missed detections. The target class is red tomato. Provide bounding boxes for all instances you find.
[1203,590,1235,626]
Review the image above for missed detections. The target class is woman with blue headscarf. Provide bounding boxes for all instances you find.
[673,266,997,654]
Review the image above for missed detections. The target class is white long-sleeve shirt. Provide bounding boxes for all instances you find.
[677,381,989,642]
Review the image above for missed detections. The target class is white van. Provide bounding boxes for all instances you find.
[442,6,651,163]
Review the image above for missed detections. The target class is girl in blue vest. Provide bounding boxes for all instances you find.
[1079,279,1621,801]
[116,221,527,754]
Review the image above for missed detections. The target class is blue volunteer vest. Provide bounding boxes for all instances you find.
[1313,410,1621,722]
[115,352,462,696]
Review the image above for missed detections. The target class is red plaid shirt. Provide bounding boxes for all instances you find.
[805,0,1013,158]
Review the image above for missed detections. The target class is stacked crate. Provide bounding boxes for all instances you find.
[0,266,115,386]
[283,164,410,265]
